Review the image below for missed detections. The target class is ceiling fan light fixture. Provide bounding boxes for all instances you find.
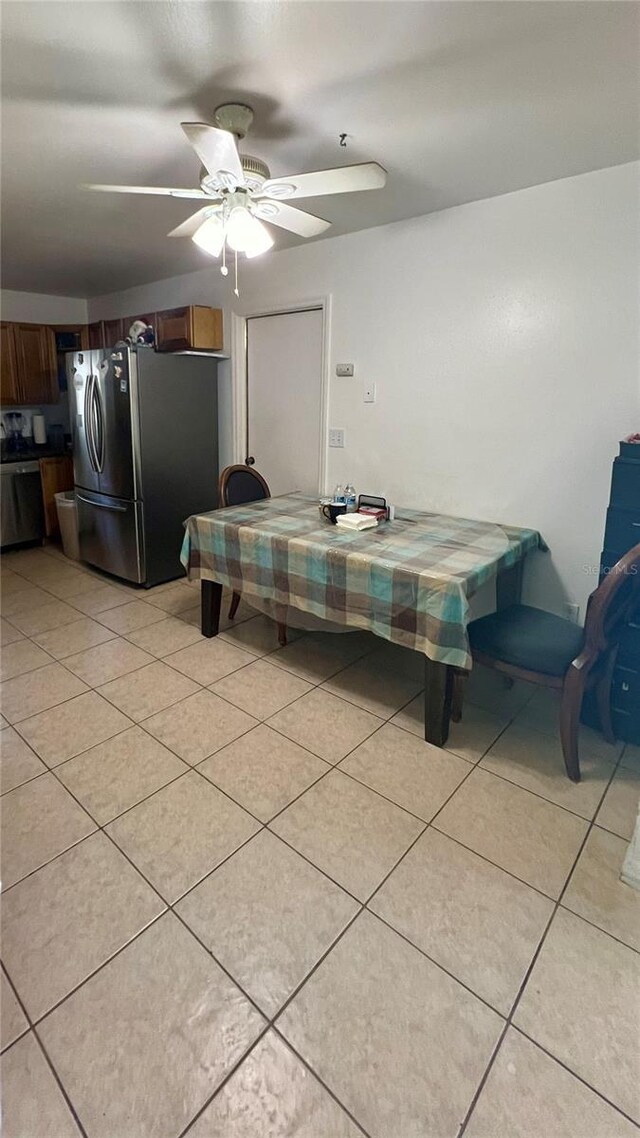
[226,207,274,257]
[192,213,225,257]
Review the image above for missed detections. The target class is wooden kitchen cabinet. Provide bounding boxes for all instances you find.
[40,455,74,539]
[87,321,105,350]
[123,313,156,339]
[0,323,21,404]
[103,317,125,346]
[156,306,223,352]
[1,322,58,405]
[13,324,58,404]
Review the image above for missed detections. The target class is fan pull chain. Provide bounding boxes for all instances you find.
[234,249,240,297]
[220,241,228,277]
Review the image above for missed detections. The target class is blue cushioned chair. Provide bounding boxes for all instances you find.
[463,545,640,782]
[218,464,287,646]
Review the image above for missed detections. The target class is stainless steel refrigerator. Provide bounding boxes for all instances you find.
[68,344,218,586]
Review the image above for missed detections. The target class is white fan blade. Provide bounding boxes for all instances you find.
[253,201,330,238]
[167,207,219,238]
[181,122,245,186]
[262,161,386,200]
[84,184,208,199]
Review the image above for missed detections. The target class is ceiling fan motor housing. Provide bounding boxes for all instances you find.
[240,155,270,193]
[199,155,270,197]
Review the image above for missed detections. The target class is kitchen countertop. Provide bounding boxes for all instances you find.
[0,444,71,465]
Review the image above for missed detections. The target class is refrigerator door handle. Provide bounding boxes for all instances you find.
[85,375,100,474]
[76,493,128,513]
[92,376,105,473]
[84,374,95,471]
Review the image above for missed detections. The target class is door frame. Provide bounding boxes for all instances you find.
[230,295,332,494]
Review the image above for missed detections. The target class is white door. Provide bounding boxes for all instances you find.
[246,308,323,496]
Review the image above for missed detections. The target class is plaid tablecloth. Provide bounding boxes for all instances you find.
[181,495,544,669]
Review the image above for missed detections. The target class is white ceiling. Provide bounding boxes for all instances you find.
[2,1,638,298]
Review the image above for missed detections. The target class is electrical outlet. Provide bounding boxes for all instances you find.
[363,382,376,403]
[336,364,354,377]
[563,602,580,623]
[329,428,345,448]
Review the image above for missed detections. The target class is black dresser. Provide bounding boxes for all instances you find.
[583,443,640,742]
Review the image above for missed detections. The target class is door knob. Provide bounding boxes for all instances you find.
[245,456,255,466]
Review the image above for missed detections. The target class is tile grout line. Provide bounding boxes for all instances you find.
[4,739,376,1138]
[456,752,627,1137]
[1,959,91,1138]
[4,590,636,913]
[0,961,30,1055]
[5,614,633,953]
[1,625,432,1138]
[511,1025,640,1129]
[3,556,639,1134]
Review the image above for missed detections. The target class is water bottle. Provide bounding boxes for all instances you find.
[333,484,346,504]
[345,483,357,512]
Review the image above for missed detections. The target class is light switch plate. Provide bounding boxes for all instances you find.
[329,428,345,447]
[336,364,354,377]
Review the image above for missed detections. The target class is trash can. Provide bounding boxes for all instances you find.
[55,491,80,561]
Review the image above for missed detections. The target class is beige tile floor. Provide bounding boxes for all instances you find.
[1,544,639,1138]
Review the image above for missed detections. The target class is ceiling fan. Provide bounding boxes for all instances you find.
[86,103,387,282]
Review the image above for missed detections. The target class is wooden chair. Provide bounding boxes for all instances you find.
[458,544,640,782]
[218,464,287,646]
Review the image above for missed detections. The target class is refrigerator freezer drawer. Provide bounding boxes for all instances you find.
[76,490,145,584]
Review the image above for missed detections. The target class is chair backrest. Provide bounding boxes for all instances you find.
[583,544,640,655]
[218,464,271,508]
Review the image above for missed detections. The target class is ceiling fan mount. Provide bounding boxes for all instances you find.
[212,102,255,140]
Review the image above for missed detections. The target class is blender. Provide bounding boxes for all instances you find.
[4,412,25,451]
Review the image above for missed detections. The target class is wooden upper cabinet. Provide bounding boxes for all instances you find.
[103,317,125,346]
[87,321,105,350]
[1,323,21,404]
[102,318,125,343]
[123,313,156,339]
[156,306,223,352]
[12,324,58,404]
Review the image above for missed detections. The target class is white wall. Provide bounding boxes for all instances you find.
[89,163,640,617]
[1,289,88,324]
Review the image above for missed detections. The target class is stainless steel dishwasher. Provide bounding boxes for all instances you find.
[0,461,45,547]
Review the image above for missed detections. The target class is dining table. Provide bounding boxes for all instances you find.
[181,494,544,746]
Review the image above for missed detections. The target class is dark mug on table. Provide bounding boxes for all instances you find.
[322,502,347,524]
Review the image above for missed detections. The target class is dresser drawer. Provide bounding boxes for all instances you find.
[604,507,640,553]
[610,457,640,509]
[583,666,640,744]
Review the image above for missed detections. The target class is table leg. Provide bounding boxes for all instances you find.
[496,560,523,611]
[424,657,454,746]
[201,580,222,637]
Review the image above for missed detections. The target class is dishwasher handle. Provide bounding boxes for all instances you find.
[1,461,41,475]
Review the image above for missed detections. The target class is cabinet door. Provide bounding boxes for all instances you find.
[155,307,191,351]
[87,322,105,349]
[156,306,223,351]
[13,324,58,404]
[123,313,156,340]
[191,306,223,350]
[103,318,125,346]
[0,323,22,404]
[40,455,74,538]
